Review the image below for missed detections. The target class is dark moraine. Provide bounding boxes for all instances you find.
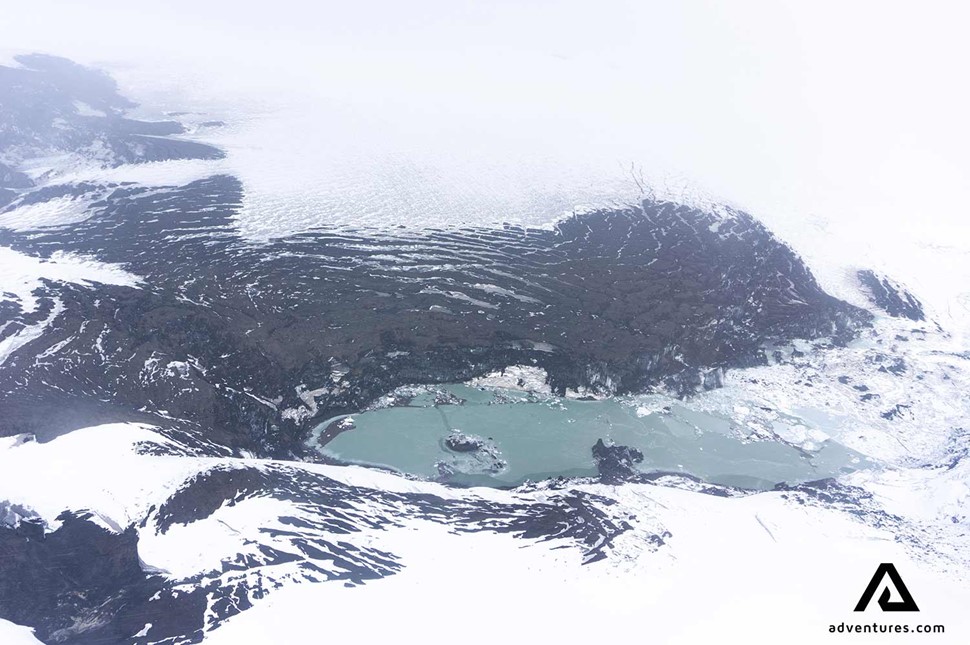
[0,55,871,460]
[0,180,872,456]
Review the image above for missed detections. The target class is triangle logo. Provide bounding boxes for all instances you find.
[854,563,920,612]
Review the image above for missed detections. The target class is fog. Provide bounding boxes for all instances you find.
[3,0,969,327]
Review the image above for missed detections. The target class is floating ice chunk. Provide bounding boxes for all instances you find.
[467,365,551,394]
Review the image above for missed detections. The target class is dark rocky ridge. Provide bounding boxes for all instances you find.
[0,511,208,645]
[0,462,641,643]
[0,162,33,189]
[592,438,645,484]
[0,54,223,171]
[857,269,925,321]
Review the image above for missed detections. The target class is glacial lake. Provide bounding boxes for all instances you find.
[312,385,872,489]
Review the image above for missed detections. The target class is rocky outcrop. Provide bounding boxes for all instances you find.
[857,270,925,321]
[0,461,640,642]
[444,431,485,453]
[0,512,207,644]
[0,54,223,168]
[592,438,645,484]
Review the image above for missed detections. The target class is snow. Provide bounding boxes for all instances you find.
[0,242,145,364]
[758,215,970,343]
[0,192,106,231]
[848,460,970,528]
[0,423,204,531]
[139,496,307,581]
[42,157,224,190]
[0,245,141,364]
[3,45,966,345]
[687,315,970,467]
[0,619,43,645]
[466,365,552,394]
[211,303,968,643]
[0,298,63,367]
[0,246,143,314]
[71,100,107,118]
[132,623,152,638]
[202,478,970,645]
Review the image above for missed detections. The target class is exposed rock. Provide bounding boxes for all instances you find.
[444,431,484,453]
[0,162,33,189]
[858,270,925,321]
[0,54,223,166]
[0,512,207,644]
[592,438,645,484]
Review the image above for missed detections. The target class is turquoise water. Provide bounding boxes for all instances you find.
[313,385,871,489]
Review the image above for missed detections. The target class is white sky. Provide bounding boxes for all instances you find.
[3,0,970,326]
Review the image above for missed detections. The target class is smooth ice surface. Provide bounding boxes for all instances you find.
[315,385,872,489]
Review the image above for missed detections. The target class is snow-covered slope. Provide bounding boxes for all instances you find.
[0,619,44,645]
[1,414,968,644]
